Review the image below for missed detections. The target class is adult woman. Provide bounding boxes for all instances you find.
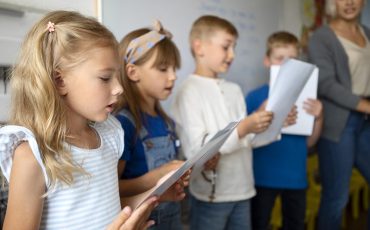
[308,0,370,229]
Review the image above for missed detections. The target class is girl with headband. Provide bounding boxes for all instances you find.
[115,21,186,229]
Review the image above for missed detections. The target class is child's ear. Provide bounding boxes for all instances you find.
[192,39,204,57]
[54,70,67,96]
[126,63,140,82]
[263,56,271,68]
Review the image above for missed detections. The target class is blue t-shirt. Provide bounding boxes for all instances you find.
[116,111,178,179]
[246,84,308,189]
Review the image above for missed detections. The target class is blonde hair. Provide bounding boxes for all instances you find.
[266,31,299,56]
[116,28,181,134]
[189,15,238,56]
[325,0,366,18]
[10,10,118,189]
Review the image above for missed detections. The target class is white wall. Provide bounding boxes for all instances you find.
[102,0,296,103]
[0,0,97,17]
[0,0,97,66]
[280,0,303,37]
[0,0,304,122]
[102,0,304,111]
[0,0,97,122]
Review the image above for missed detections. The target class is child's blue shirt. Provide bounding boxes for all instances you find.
[116,110,178,179]
[246,84,308,189]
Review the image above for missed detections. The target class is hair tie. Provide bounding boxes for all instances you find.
[47,21,55,33]
[125,20,172,64]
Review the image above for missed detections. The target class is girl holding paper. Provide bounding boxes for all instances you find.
[115,21,186,230]
[0,10,159,230]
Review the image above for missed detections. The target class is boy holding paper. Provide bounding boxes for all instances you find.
[245,31,323,230]
[171,15,273,230]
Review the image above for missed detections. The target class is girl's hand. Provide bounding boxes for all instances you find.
[106,197,159,230]
[248,111,274,133]
[159,168,191,202]
[303,98,323,120]
[158,160,184,178]
[283,105,298,127]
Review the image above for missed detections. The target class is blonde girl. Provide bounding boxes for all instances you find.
[0,10,158,230]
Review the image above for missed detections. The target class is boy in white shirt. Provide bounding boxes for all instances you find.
[171,15,273,230]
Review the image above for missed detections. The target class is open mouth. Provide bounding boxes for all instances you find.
[344,8,356,14]
[106,103,115,112]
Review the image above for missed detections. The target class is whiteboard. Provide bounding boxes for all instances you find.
[101,0,284,110]
[0,0,97,66]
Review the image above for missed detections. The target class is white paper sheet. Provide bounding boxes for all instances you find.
[131,121,240,209]
[251,59,316,147]
[269,66,318,136]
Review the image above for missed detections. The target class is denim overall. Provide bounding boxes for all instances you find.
[119,110,182,230]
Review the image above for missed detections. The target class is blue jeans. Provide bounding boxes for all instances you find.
[148,201,182,230]
[317,112,370,230]
[252,186,306,230]
[190,195,251,230]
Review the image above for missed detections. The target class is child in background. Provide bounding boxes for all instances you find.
[0,11,158,230]
[115,20,185,230]
[245,31,323,230]
[171,15,273,230]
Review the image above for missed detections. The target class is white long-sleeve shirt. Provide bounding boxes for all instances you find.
[171,74,255,202]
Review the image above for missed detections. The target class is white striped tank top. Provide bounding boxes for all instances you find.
[0,115,124,229]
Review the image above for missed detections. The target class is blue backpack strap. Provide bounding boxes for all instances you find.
[117,109,148,139]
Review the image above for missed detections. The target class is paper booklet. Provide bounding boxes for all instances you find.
[251,59,316,148]
[129,120,240,210]
[269,65,318,136]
